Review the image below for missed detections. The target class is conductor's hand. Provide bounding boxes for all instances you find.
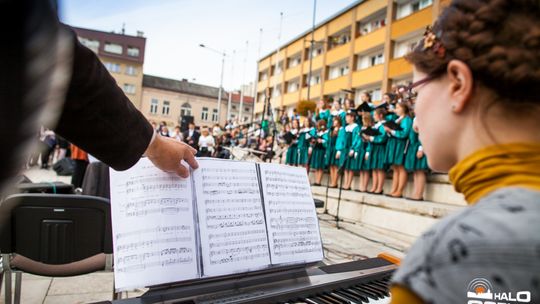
[145,135,199,178]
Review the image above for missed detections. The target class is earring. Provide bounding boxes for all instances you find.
[452,105,456,111]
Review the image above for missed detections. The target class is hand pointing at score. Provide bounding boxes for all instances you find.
[144,134,199,178]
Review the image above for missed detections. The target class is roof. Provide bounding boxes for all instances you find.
[143,74,223,99]
[259,0,365,62]
[230,92,254,104]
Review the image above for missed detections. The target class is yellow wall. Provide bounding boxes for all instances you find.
[324,76,348,95]
[391,7,432,40]
[388,57,412,78]
[356,0,387,21]
[326,43,351,65]
[354,27,386,54]
[301,85,321,100]
[328,11,353,35]
[352,64,384,88]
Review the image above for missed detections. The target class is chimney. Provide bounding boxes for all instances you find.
[182,78,188,82]
[137,31,144,37]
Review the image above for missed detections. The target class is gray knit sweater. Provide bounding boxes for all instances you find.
[391,187,540,304]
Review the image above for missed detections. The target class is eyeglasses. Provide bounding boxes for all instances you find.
[405,74,440,99]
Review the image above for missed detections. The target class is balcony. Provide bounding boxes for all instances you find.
[301,84,321,100]
[323,75,348,95]
[269,74,284,88]
[352,64,384,88]
[391,7,432,40]
[283,91,301,106]
[388,57,412,78]
[355,0,387,21]
[302,54,324,73]
[257,80,268,93]
[326,43,351,65]
[284,64,302,82]
[354,27,386,54]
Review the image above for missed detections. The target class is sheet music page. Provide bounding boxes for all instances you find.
[193,158,271,277]
[109,158,199,290]
[258,163,324,265]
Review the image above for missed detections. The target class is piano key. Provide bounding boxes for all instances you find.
[360,285,385,297]
[364,283,387,294]
[370,281,389,289]
[305,297,326,304]
[313,295,336,304]
[320,293,345,304]
[337,289,369,303]
[366,283,389,296]
[350,286,379,300]
[329,291,360,304]
[365,296,390,304]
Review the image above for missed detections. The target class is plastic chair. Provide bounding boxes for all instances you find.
[0,193,117,303]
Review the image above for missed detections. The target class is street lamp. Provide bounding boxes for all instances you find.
[199,44,226,125]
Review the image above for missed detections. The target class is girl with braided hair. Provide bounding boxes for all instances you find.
[390,1,540,303]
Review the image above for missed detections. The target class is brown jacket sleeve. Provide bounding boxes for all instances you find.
[53,26,153,171]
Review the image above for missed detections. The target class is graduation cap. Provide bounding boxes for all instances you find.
[361,127,381,136]
[384,120,403,131]
[356,102,373,113]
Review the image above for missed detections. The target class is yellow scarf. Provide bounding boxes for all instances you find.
[448,142,540,204]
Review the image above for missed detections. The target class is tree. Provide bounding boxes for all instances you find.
[296,100,316,116]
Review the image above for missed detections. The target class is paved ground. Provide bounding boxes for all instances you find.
[0,167,402,304]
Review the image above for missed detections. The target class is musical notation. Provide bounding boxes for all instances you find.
[194,159,271,277]
[259,163,324,265]
[110,158,199,289]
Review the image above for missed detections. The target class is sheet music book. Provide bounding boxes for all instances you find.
[109,158,323,291]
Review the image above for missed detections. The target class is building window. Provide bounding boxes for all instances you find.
[394,37,421,58]
[104,62,121,73]
[288,55,301,68]
[307,73,321,86]
[357,52,384,70]
[355,87,382,103]
[287,81,299,93]
[358,14,386,36]
[127,46,140,57]
[125,65,138,76]
[329,31,351,50]
[271,88,281,98]
[78,37,100,53]
[180,102,192,117]
[150,99,158,114]
[328,63,349,80]
[123,83,136,95]
[306,46,323,60]
[162,101,170,116]
[244,107,250,112]
[257,93,265,103]
[201,107,209,120]
[243,116,249,122]
[232,105,237,110]
[211,109,219,122]
[259,71,268,81]
[396,0,433,19]
[104,42,123,54]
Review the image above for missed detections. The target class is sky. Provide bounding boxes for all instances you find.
[61,0,355,93]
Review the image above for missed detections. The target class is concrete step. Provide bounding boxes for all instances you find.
[310,172,466,206]
[312,185,463,243]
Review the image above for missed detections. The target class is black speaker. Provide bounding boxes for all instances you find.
[180,115,194,132]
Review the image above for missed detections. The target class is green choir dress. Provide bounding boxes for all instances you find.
[317,109,331,127]
[285,129,299,165]
[368,122,388,170]
[384,115,413,166]
[296,128,312,165]
[330,127,347,167]
[356,127,372,171]
[330,110,346,130]
[325,131,337,168]
[310,130,328,170]
[345,123,361,171]
[404,129,429,172]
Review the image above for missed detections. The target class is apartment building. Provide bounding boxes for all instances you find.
[255,0,450,119]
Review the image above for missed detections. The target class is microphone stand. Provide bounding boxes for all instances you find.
[335,151,350,230]
[323,126,334,215]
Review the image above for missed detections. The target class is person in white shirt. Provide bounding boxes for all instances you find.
[198,128,215,157]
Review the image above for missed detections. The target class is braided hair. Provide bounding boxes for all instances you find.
[406,0,540,104]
